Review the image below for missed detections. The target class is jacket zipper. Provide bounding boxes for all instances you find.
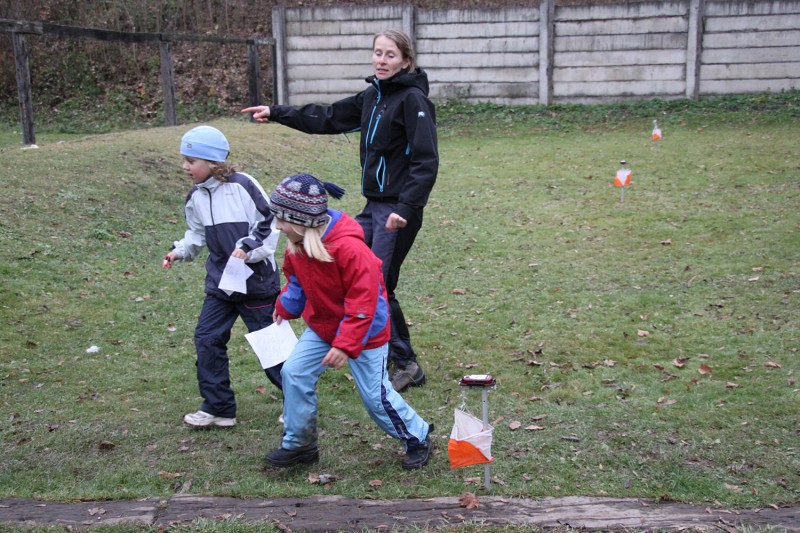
[363,82,385,193]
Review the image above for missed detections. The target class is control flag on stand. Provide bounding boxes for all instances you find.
[448,408,495,469]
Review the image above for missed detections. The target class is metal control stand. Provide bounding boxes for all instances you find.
[459,374,496,490]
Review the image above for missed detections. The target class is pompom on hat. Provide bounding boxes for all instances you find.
[270,174,345,228]
[180,125,230,162]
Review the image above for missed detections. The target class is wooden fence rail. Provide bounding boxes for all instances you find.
[1,19,274,145]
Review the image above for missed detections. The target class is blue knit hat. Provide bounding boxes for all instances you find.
[180,125,230,162]
[270,174,345,228]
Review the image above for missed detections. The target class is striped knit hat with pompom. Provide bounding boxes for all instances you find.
[270,173,345,228]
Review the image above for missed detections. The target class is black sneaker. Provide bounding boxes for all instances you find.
[264,445,319,468]
[402,426,434,470]
[390,361,426,392]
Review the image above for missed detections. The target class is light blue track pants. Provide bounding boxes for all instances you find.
[280,328,429,451]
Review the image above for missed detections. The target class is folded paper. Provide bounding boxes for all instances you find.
[245,321,297,369]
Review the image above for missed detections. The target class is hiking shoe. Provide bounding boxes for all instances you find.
[403,427,434,470]
[390,361,426,392]
[265,445,319,468]
[183,410,236,428]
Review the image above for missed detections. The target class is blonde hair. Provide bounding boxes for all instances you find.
[284,220,333,263]
[209,161,241,183]
[374,29,417,71]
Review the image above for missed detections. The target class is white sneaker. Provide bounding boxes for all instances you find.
[183,410,236,428]
[278,414,285,425]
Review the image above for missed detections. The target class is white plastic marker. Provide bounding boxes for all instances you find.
[614,160,632,203]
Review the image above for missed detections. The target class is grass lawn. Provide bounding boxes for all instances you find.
[0,93,798,530]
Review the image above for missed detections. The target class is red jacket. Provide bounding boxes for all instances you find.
[275,210,391,357]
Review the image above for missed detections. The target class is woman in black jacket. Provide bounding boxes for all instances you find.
[243,29,438,392]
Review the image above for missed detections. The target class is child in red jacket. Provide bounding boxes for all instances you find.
[265,173,432,469]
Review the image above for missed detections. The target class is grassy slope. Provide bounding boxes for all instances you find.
[0,96,798,510]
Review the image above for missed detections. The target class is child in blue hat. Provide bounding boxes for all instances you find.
[164,125,283,428]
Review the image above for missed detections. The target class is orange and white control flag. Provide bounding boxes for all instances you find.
[614,169,632,187]
[448,408,495,469]
[652,120,662,140]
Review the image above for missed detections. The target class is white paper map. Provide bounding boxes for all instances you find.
[219,256,253,295]
[245,320,298,369]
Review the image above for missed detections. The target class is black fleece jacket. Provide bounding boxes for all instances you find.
[268,68,439,221]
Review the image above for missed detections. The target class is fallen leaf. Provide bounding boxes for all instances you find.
[525,425,545,431]
[508,420,522,430]
[765,362,783,369]
[699,363,713,375]
[637,330,649,337]
[657,397,677,406]
[660,239,672,245]
[88,507,106,516]
[726,382,739,388]
[459,492,480,509]
[463,477,481,484]
[178,478,192,494]
[369,479,383,487]
[158,471,182,479]
[255,385,267,394]
[452,288,467,295]
[673,358,688,368]
[98,440,115,450]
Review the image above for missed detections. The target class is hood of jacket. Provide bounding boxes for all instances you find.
[321,208,365,245]
[366,67,430,97]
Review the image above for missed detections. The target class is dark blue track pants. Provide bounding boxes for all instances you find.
[193,294,283,418]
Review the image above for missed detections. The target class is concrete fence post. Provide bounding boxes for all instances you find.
[272,6,288,105]
[686,0,706,99]
[539,0,555,105]
[402,4,416,44]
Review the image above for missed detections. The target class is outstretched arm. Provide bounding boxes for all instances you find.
[241,105,271,122]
